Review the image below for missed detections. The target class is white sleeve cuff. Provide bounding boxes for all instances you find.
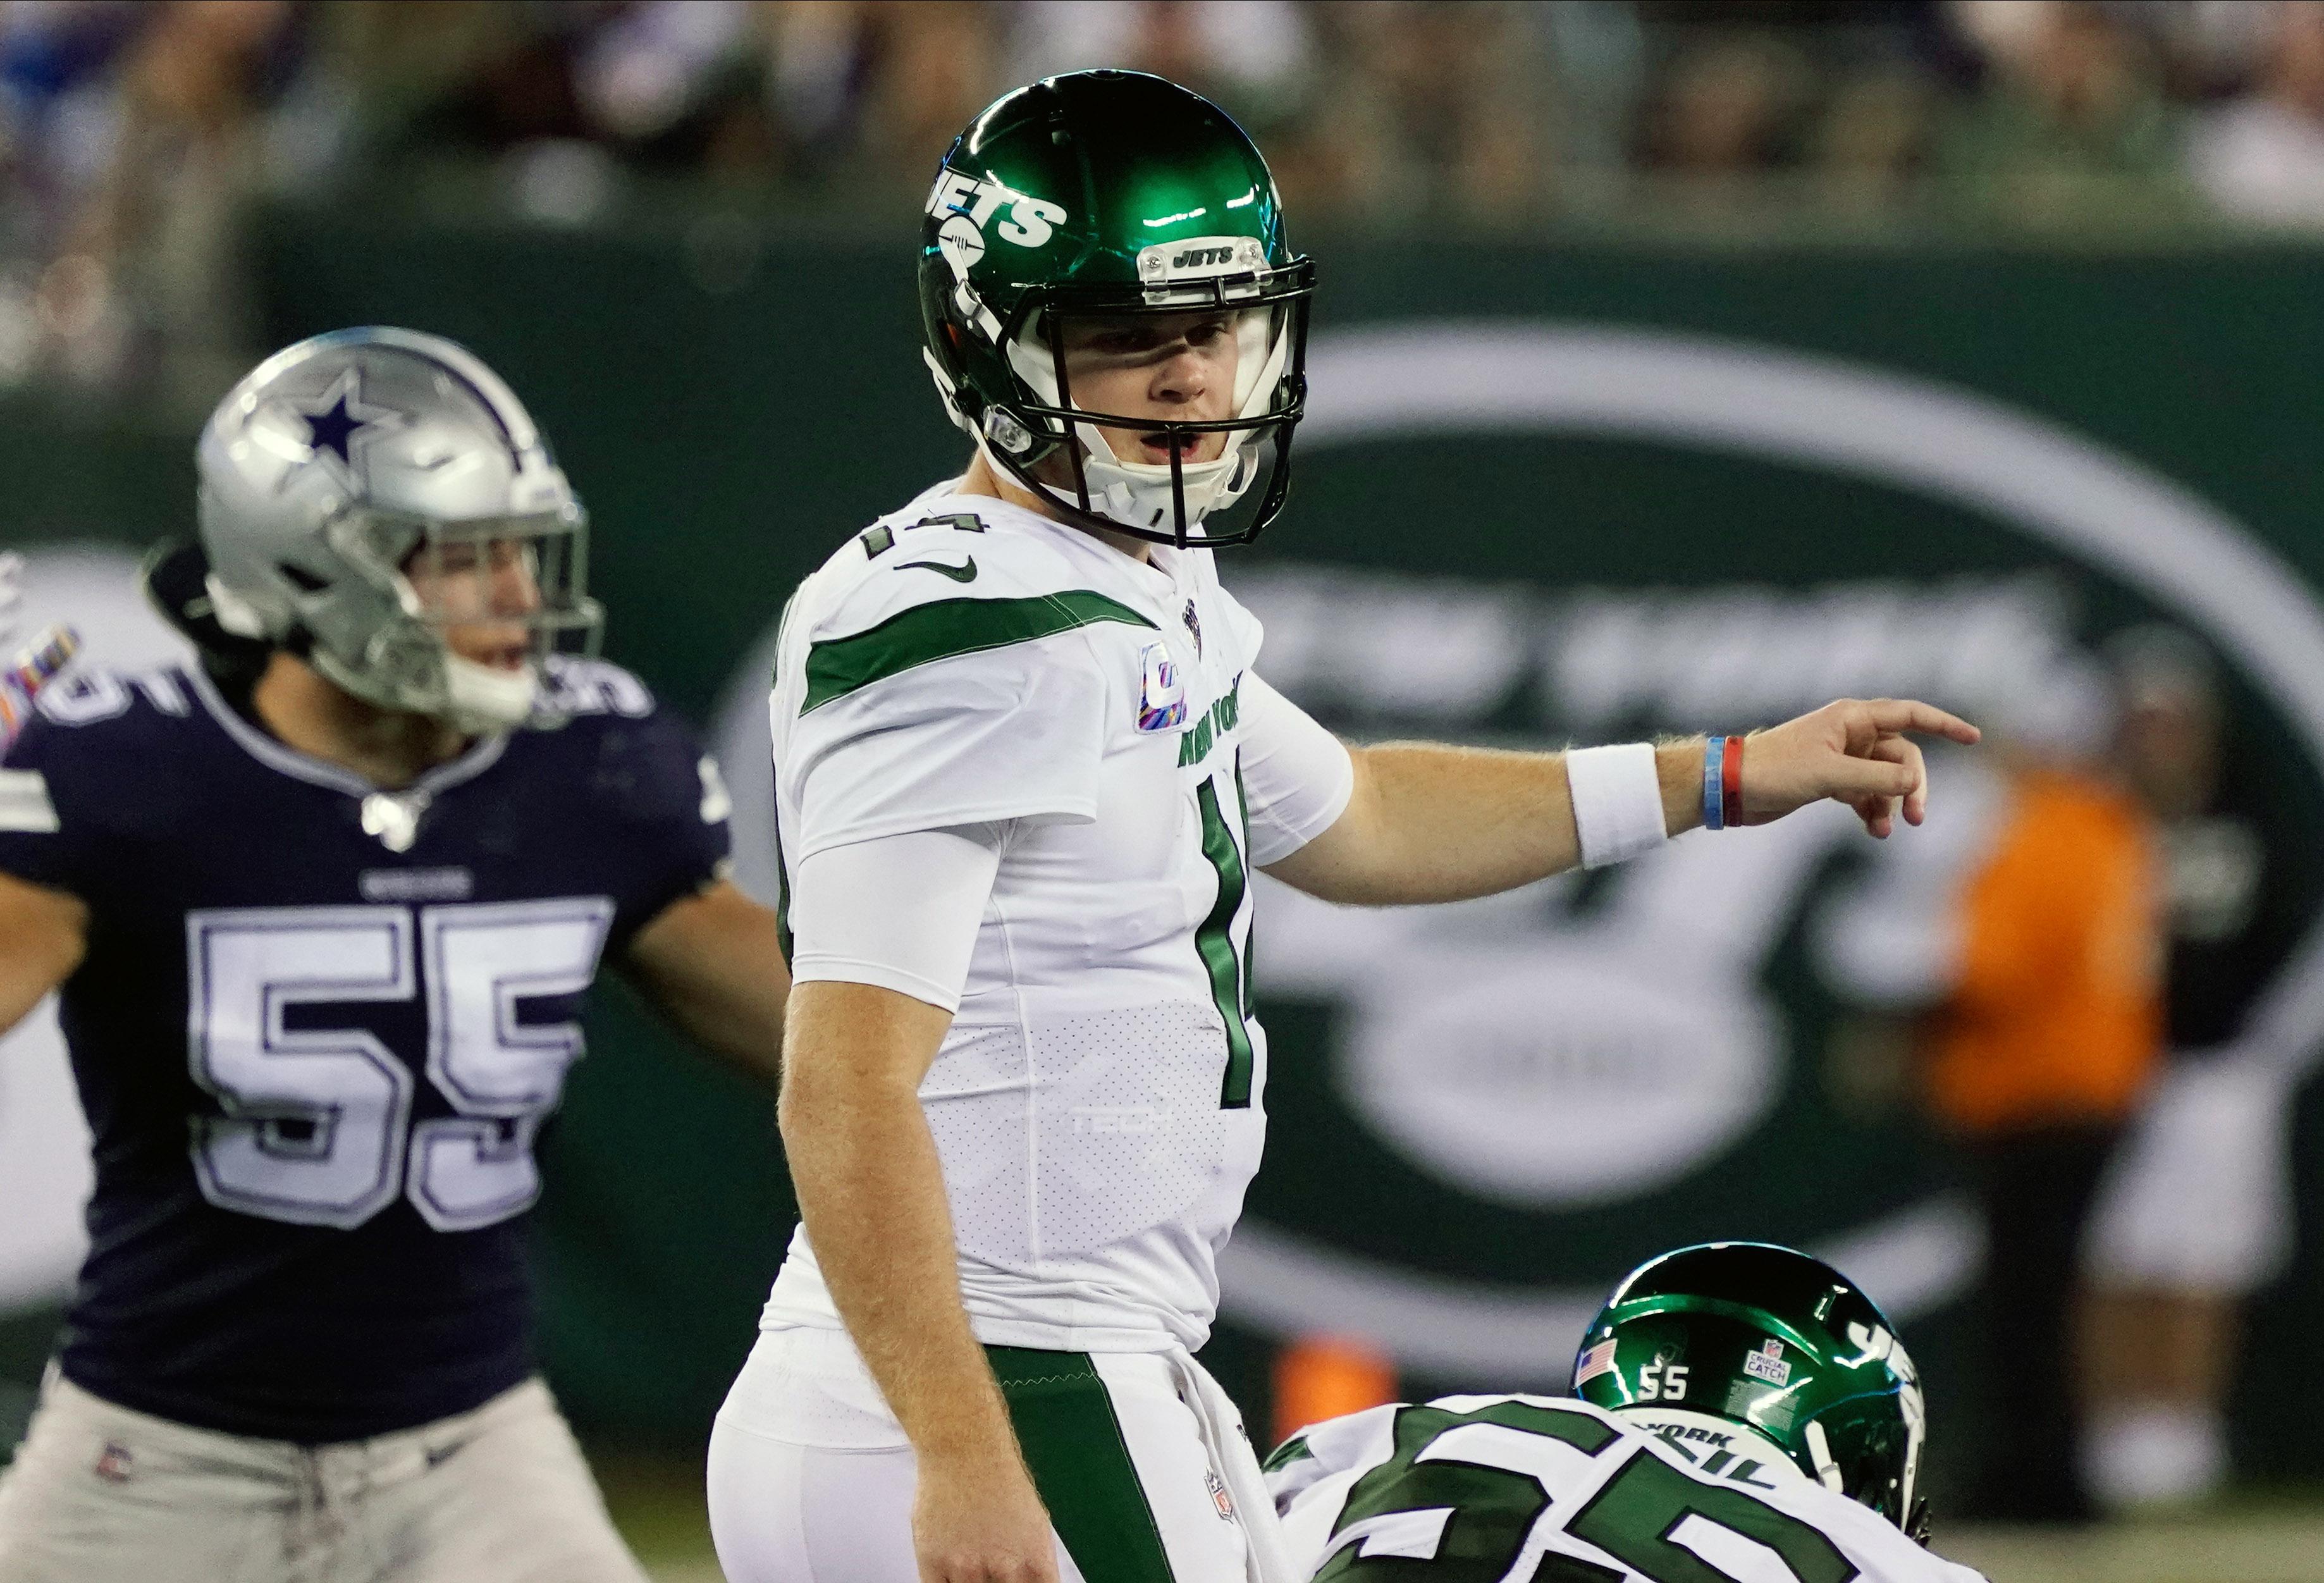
[1565,743,1668,869]
[787,824,1003,1011]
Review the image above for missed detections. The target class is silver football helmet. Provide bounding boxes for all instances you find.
[195,326,603,733]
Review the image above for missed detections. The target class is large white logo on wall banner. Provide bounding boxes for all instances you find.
[715,325,2324,1379]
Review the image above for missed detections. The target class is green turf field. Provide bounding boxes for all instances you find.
[596,1450,2324,1583]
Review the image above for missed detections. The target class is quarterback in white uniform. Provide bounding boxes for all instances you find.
[1270,1245,1989,1583]
[707,71,1981,1583]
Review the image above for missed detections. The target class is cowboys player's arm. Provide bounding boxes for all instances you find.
[0,870,84,1038]
[1260,694,1981,906]
[619,877,790,1086]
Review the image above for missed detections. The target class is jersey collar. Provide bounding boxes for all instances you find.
[184,662,509,800]
[918,481,1194,609]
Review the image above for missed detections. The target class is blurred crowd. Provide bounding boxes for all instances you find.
[4,0,2324,403]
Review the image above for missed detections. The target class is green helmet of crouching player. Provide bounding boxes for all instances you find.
[916,68,1315,548]
[1573,1242,1933,1541]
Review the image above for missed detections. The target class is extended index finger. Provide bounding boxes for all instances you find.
[1860,698,1981,745]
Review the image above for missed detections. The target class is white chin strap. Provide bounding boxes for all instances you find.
[443,654,539,731]
[206,573,275,639]
[1005,309,1289,535]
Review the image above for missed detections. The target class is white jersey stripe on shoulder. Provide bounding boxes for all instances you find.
[1327,1507,1454,1563]
[0,767,59,832]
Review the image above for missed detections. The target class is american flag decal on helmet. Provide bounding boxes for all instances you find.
[1575,1338,1618,1387]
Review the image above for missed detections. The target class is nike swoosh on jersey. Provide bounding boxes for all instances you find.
[897,557,978,583]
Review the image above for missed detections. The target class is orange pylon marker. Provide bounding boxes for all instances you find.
[1273,1333,1398,1447]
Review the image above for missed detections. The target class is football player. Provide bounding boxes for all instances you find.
[0,328,790,1583]
[1268,1243,1989,1583]
[708,71,1980,1583]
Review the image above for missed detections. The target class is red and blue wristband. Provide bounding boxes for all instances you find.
[1703,734,1745,830]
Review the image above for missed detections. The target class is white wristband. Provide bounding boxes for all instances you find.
[1566,743,1668,869]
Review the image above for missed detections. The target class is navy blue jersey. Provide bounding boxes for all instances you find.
[0,656,729,1442]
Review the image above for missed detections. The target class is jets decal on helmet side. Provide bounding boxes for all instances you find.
[925,168,1067,250]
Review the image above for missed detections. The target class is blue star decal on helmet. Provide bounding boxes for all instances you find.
[291,367,407,487]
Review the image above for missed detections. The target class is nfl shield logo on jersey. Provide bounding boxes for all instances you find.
[1136,642,1187,732]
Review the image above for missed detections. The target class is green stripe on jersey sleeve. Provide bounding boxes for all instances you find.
[801,591,1155,713]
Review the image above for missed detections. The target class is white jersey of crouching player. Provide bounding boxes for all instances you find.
[706,70,1981,1583]
[1270,1242,1990,1583]
[1269,1396,1987,1583]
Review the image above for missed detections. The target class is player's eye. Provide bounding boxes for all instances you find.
[1086,328,1153,355]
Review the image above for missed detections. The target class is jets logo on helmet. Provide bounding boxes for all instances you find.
[916,70,1315,548]
[1139,238,1267,282]
[925,169,1068,249]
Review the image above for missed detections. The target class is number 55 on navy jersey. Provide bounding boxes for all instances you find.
[0,656,729,1443]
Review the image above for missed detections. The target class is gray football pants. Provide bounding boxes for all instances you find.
[0,1370,648,1583]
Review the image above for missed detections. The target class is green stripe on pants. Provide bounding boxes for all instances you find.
[987,1347,1176,1583]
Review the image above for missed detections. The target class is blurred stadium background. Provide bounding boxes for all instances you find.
[5,1,2324,1578]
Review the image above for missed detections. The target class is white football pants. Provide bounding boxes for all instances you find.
[2086,1054,2297,1293]
[0,1370,646,1583]
[708,1326,1267,1582]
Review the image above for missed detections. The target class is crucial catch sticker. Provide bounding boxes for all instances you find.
[1137,643,1187,732]
[1742,1339,1792,1386]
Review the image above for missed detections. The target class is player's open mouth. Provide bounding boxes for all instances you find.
[472,643,529,672]
[1138,431,1201,464]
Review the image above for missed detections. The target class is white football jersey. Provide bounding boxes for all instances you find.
[1269,1395,1990,1583]
[760,483,1351,1353]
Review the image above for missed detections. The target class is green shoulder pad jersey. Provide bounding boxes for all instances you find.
[1265,1395,1990,1583]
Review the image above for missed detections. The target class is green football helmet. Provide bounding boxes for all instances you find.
[917,70,1315,548]
[1572,1243,1932,1541]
